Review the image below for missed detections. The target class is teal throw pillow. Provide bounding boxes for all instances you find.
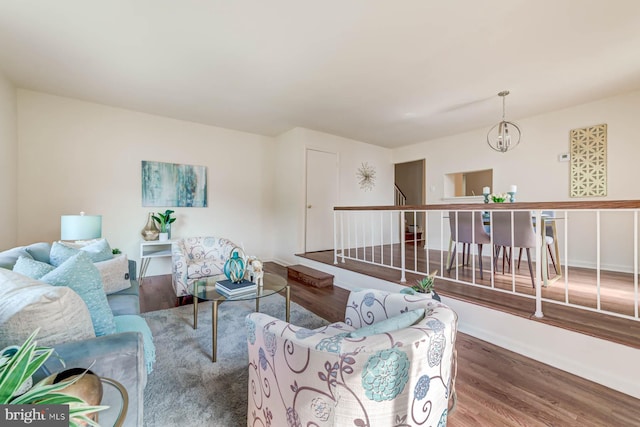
[25,242,52,264]
[50,239,114,267]
[41,251,116,336]
[348,308,425,338]
[114,315,156,374]
[12,256,55,279]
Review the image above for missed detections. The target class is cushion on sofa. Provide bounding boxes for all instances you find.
[12,256,55,279]
[95,255,132,295]
[0,268,95,349]
[50,239,113,267]
[114,315,156,374]
[41,252,116,336]
[0,247,32,270]
[24,242,52,264]
[348,308,425,338]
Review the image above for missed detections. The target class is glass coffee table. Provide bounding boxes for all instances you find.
[190,273,290,362]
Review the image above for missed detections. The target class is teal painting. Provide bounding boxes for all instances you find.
[142,161,207,207]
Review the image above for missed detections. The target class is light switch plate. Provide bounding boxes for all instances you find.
[558,153,570,162]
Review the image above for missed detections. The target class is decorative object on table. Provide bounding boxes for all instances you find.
[0,330,107,426]
[508,184,517,203]
[141,212,160,241]
[61,212,102,240]
[487,90,521,153]
[112,248,122,255]
[409,270,441,301]
[245,257,264,288]
[49,368,103,423]
[152,209,176,241]
[356,161,376,191]
[570,123,607,197]
[223,247,247,283]
[482,186,491,204]
[141,160,208,207]
[491,193,508,203]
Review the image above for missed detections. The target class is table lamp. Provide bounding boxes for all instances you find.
[61,212,102,240]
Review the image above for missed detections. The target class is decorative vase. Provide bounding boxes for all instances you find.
[50,368,103,422]
[224,247,246,283]
[159,232,169,241]
[141,212,160,241]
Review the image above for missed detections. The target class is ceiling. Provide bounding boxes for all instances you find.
[1,1,639,148]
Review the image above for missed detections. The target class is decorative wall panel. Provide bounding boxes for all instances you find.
[570,124,607,197]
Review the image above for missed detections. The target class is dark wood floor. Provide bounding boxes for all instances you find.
[300,249,640,350]
[140,265,640,427]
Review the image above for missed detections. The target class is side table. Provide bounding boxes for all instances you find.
[139,240,175,285]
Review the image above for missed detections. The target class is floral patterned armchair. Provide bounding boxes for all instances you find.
[246,288,458,427]
[171,236,239,299]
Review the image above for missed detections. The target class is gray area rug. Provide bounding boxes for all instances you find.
[141,295,328,426]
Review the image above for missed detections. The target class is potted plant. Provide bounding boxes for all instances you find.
[152,210,176,241]
[0,330,107,426]
[410,270,441,301]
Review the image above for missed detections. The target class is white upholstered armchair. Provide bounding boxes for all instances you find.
[246,289,458,426]
[171,236,239,300]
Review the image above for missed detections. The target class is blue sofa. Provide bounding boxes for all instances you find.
[0,242,146,427]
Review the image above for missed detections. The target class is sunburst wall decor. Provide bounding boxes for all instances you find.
[356,162,376,191]
[570,124,607,197]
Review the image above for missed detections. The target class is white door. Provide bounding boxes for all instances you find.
[305,149,338,252]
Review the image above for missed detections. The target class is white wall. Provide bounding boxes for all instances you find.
[0,72,17,250]
[393,89,640,270]
[272,128,393,265]
[16,90,275,274]
[394,90,640,202]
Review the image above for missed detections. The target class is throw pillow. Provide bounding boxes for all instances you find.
[0,269,95,349]
[0,247,32,270]
[348,308,425,338]
[41,252,116,336]
[95,255,131,294]
[114,315,156,374]
[12,256,55,279]
[24,242,52,264]
[50,239,114,267]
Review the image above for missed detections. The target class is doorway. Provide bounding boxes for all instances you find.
[305,149,339,252]
[395,159,426,237]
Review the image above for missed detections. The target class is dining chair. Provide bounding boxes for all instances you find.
[491,211,537,287]
[541,211,558,274]
[447,211,491,279]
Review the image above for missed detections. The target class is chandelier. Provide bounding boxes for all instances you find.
[487,90,521,153]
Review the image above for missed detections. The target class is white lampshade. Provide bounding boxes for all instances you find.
[61,213,102,240]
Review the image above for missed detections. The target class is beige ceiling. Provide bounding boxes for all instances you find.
[1,0,639,148]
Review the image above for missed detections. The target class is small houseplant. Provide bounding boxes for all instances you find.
[410,270,441,301]
[0,330,107,426]
[152,210,176,240]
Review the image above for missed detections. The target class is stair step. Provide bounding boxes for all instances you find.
[287,264,334,288]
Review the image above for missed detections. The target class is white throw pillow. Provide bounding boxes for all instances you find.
[0,269,95,348]
[94,255,131,294]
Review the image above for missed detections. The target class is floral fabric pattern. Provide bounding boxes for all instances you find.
[246,289,458,427]
[361,348,410,401]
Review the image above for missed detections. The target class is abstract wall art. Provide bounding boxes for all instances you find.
[142,161,208,207]
[570,124,607,198]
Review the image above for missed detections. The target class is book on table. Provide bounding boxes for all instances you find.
[215,279,257,296]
